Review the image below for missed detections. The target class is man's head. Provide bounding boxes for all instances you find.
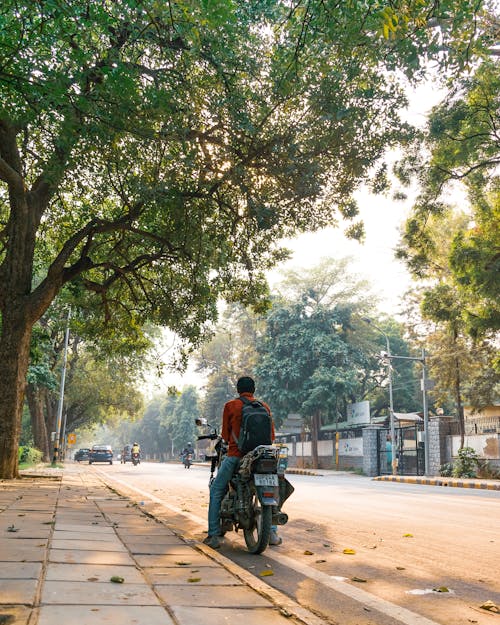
[236,376,255,394]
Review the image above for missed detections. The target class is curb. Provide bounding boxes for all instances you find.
[373,475,500,490]
[286,469,321,476]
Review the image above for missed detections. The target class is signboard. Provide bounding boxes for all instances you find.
[347,401,370,426]
[338,438,363,456]
[67,433,76,445]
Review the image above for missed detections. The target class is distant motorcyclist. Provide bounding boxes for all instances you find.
[131,442,141,457]
[181,442,194,468]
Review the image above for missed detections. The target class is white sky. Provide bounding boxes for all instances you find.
[143,82,447,397]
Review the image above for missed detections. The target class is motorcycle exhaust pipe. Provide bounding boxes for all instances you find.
[273,512,288,525]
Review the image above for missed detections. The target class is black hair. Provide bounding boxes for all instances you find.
[236,376,255,394]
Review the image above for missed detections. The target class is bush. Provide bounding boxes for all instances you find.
[476,459,500,479]
[18,446,43,466]
[439,462,454,477]
[452,446,478,478]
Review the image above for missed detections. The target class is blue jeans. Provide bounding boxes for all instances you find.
[207,455,240,537]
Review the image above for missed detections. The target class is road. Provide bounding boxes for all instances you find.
[86,461,500,625]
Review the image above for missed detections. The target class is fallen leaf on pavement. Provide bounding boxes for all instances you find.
[343,548,356,555]
[304,550,314,555]
[403,533,413,538]
[433,587,450,593]
[352,577,367,583]
[175,561,192,566]
[110,576,124,584]
[259,570,274,576]
[187,577,201,583]
[87,577,99,582]
[396,566,406,570]
[480,600,499,613]
[7,525,19,532]
[315,559,327,563]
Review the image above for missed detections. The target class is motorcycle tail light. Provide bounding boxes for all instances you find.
[263,491,275,498]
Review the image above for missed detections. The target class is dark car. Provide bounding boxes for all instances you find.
[74,448,90,462]
[120,444,132,464]
[89,445,113,465]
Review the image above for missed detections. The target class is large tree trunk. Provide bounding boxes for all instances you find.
[0,311,33,478]
[26,384,50,462]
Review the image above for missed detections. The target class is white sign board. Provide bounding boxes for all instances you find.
[338,438,363,456]
[347,401,370,425]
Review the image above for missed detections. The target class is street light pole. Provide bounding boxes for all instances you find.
[52,308,71,465]
[363,318,397,475]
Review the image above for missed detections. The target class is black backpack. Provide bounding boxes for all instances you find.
[234,396,273,454]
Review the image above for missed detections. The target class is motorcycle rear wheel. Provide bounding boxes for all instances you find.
[243,486,272,554]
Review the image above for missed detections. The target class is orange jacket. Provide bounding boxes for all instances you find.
[222,392,275,457]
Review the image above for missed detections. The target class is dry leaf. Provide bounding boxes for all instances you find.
[303,550,314,555]
[433,587,449,593]
[480,600,499,613]
[343,548,356,555]
[396,566,406,570]
[403,533,413,538]
[87,577,99,582]
[259,570,274,577]
[175,561,192,566]
[187,577,201,583]
[110,576,124,584]
[7,525,19,532]
[315,559,327,563]
[352,576,367,583]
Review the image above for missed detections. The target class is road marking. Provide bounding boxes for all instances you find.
[100,471,441,625]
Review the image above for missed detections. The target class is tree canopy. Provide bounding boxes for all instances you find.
[0,0,490,477]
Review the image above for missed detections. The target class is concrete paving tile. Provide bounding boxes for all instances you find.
[134,553,215,567]
[0,579,38,604]
[146,567,242,586]
[126,542,193,555]
[0,544,46,562]
[51,539,126,552]
[45,563,145,583]
[171,606,292,625]
[0,563,42,579]
[0,605,31,625]
[48,549,135,566]
[54,523,114,533]
[41,580,161,605]
[116,533,179,544]
[156,585,272,607]
[52,530,121,542]
[114,526,175,536]
[38,605,174,625]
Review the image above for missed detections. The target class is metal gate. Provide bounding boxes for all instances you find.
[377,424,425,476]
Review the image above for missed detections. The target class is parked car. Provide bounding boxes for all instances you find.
[88,445,113,465]
[74,448,90,462]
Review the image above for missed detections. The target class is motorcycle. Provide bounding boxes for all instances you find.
[196,418,294,554]
[131,451,140,466]
[182,452,193,469]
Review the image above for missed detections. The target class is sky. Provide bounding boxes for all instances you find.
[143,82,447,397]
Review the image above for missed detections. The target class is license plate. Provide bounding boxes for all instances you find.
[254,473,278,486]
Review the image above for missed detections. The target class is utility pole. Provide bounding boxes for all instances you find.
[52,309,71,465]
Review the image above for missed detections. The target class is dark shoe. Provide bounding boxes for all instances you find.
[269,530,282,546]
[203,535,223,549]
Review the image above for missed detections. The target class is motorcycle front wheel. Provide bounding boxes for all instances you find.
[243,485,272,554]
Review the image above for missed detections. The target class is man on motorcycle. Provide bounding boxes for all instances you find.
[203,376,281,549]
[131,442,141,457]
[182,442,194,458]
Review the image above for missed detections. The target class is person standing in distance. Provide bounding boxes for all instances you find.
[203,376,281,548]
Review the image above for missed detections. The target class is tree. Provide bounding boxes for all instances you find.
[0,0,487,477]
[396,60,500,336]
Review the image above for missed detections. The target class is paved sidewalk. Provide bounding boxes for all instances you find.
[0,467,311,625]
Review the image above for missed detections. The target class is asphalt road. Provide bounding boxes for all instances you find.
[89,460,500,625]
